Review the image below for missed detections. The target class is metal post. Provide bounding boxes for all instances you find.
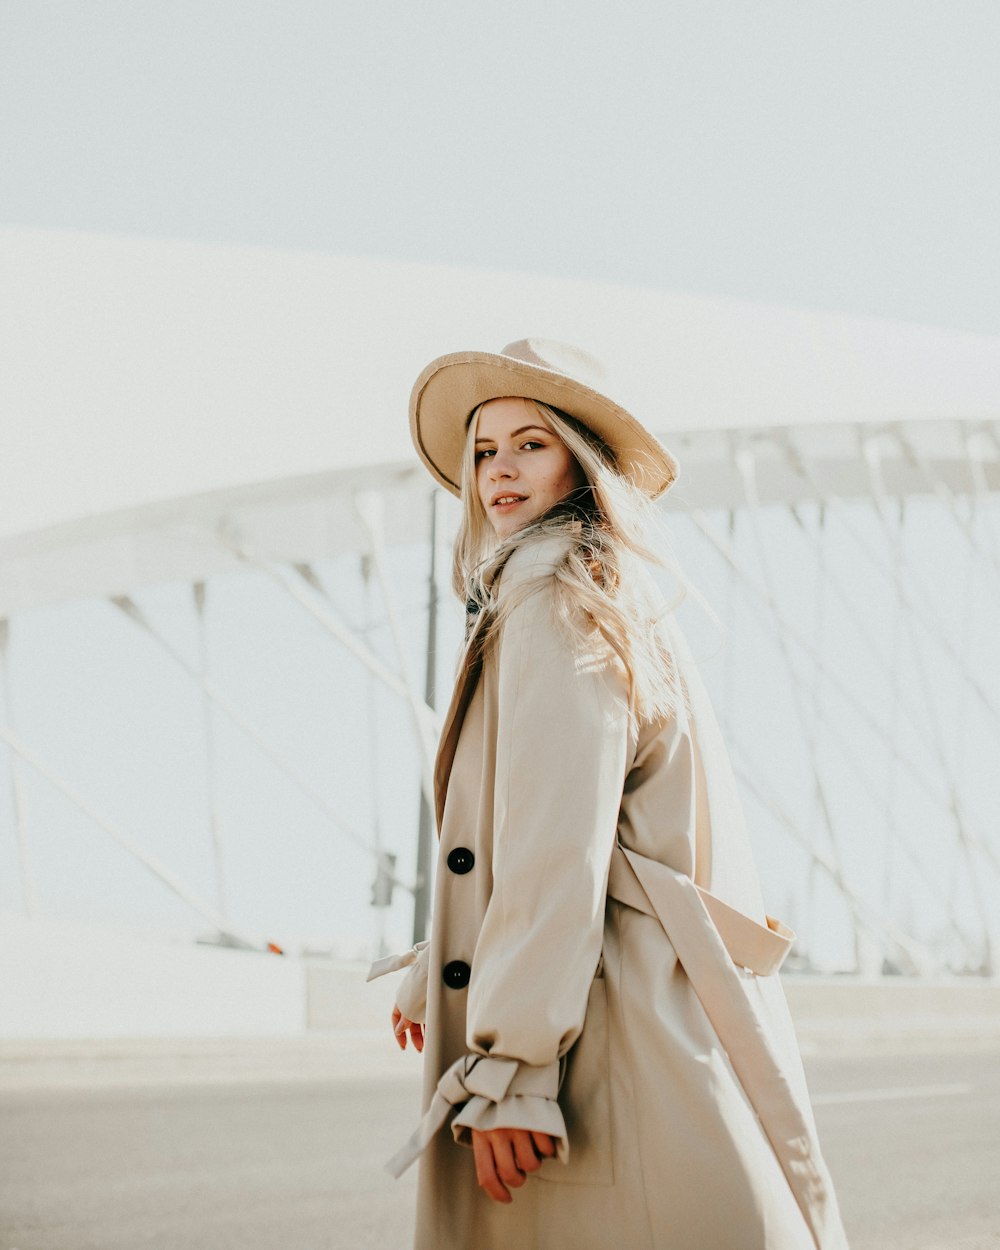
[0,619,37,918]
[413,491,441,944]
[193,582,227,920]
[361,549,389,958]
[352,494,438,804]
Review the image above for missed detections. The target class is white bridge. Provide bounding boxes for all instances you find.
[2,226,998,1008]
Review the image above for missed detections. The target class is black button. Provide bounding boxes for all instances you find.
[447,847,475,875]
[442,960,471,989]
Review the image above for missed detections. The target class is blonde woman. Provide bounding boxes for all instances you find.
[369,341,849,1250]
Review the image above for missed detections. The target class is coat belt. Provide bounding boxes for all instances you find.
[606,842,794,977]
[605,842,843,1249]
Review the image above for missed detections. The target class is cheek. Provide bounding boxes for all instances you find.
[554,456,584,494]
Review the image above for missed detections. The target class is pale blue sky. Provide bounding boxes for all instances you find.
[2,0,999,334]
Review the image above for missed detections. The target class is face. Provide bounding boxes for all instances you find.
[474,396,586,538]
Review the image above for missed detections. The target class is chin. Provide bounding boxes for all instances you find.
[487,500,549,539]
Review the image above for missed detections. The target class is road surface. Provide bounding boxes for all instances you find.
[1,1038,998,1249]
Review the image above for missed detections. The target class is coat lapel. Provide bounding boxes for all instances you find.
[432,646,482,832]
[434,561,507,831]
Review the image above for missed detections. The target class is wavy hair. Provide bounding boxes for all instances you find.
[452,397,712,726]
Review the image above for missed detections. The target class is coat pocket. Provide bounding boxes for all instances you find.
[540,965,614,1187]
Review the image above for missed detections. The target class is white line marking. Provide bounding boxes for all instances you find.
[813,1082,973,1106]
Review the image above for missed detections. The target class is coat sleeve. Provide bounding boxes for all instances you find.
[365,938,430,1023]
[450,541,632,1156]
[394,940,431,1023]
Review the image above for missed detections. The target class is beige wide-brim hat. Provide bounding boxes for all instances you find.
[409,338,679,499]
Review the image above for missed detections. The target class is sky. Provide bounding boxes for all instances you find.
[2,0,999,336]
[1,2,998,974]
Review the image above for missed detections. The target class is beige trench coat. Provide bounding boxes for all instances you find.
[372,534,848,1250]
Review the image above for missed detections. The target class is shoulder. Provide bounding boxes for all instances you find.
[492,532,574,603]
[485,532,574,663]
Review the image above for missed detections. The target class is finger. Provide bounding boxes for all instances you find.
[531,1131,558,1158]
[490,1132,528,1190]
[511,1129,543,1174]
[472,1131,511,1204]
[411,1022,424,1053]
[392,1009,409,1051]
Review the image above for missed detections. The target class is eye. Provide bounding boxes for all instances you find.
[475,448,496,461]
[521,440,544,450]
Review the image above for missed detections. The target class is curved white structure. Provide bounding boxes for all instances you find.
[2,227,998,614]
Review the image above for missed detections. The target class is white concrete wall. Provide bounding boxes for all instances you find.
[5,914,999,1046]
[0,914,306,1038]
[784,975,1000,1051]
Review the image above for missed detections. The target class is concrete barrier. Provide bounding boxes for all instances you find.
[0,913,306,1039]
[3,915,998,1057]
[784,975,1000,1052]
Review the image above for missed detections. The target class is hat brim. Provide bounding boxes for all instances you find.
[409,350,679,499]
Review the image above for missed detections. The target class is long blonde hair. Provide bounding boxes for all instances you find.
[453,398,705,726]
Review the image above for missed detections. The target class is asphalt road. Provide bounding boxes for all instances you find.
[1,1045,998,1250]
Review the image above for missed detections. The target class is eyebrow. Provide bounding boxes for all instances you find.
[475,424,549,444]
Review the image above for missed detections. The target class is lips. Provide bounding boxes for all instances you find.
[491,493,527,507]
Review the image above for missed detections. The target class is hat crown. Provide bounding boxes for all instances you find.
[500,339,609,393]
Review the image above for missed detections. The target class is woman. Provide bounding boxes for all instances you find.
[369,340,849,1250]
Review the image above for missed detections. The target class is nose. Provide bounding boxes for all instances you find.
[487,448,517,479]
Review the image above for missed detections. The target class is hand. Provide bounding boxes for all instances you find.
[471,1128,558,1204]
[391,1004,424,1052]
